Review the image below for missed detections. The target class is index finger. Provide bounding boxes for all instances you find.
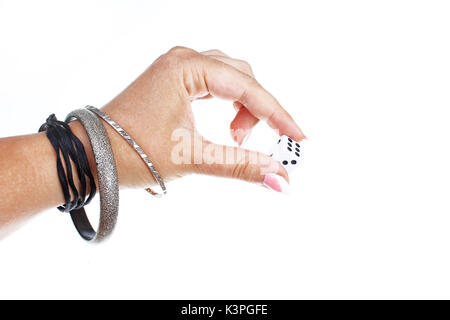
[202,57,306,141]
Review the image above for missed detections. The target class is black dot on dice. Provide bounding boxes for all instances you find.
[287,147,292,151]
[278,139,281,144]
[295,148,300,152]
[282,160,288,165]
[295,152,300,157]
[288,142,292,147]
[288,138,293,142]
[296,143,300,148]
[269,153,273,157]
[291,160,297,165]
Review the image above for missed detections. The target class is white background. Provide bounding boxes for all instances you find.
[0,0,449,299]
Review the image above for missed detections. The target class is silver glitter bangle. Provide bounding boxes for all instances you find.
[66,108,119,242]
[86,105,167,197]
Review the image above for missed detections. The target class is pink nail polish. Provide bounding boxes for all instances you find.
[263,174,290,194]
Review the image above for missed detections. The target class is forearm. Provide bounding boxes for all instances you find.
[0,130,66,235]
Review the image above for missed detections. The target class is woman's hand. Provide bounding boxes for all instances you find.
[95,46,306,191]
[0,46,306,237]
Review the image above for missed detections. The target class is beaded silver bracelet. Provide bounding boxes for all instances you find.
[66,108,119,242]
[86,106,167,197]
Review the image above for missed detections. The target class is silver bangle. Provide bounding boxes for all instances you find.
[66,108,119,242]
[86,105,167,197]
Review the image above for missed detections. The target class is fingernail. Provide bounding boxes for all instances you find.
[298,129,307,141]
[263,174,290,194]
[292,124,307,141]
[239,130,251,146]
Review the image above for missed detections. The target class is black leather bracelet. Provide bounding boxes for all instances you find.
[39,114,96,213]
[56,120,96,208]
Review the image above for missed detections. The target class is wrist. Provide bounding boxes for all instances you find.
[69,117,155,189]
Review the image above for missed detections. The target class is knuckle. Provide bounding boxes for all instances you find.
[209,49,226,56]
[166,46,197,60]
[168,46,190,55]
[246,63,254,74]
[267,110,278,126]
[231,159,251,180]
[239,59,251,69]
[239,77,260,103]
[162,46,198,66]
[234,59,253,76]
[238,88,249,105]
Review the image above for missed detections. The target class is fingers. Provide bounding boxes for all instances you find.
[203,55,255,78]
[196,52,232,99]
[201,53,260,145]
[230,104,258,145]
[194,140,289,187]
[201,57,306,141]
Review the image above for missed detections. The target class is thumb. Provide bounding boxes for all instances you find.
[193,140,290,193]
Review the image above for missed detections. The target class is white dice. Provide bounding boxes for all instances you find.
[270,135,301,173]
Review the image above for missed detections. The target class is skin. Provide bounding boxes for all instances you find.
[0,47,305,239]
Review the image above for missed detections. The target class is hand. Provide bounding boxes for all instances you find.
[0,46,306,236]
[88,47,306,191]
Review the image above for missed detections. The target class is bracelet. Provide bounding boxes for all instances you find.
[39,114,96,212]
[86,105,167,197]
[66,108,119,242]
